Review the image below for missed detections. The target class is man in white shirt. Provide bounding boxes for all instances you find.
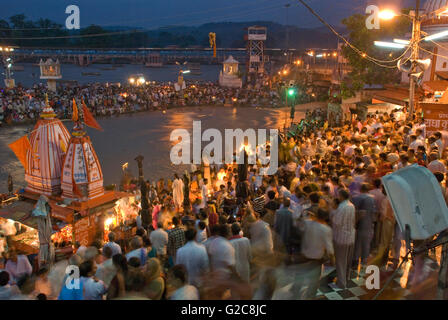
[428,152,447,174]
[409,135,424,151]
[175,229,209,287]
[103,232,122,257]
[79,260,107,300]
[434,132,444,157]
[229,223,252,282]
[150,223,169,257]
[299,208,335,298]
[125,236,147,265]
[208,225,235,275]
[5,248,32,284]
[95,246,116,288]
[300,210,334,262]
[330,189,356,289]
[172,174,185,212]
[249,215,274,260]
[75,242,88,259]
[199,179,209,209]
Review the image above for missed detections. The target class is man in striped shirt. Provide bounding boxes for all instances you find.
[330,189,356,289]
[167,216,186,264]
[252,188,265,216]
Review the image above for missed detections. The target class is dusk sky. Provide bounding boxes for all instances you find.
[2,0,417,29]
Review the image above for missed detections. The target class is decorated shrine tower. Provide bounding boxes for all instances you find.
[25,96,71,196]
[61,110,104,201]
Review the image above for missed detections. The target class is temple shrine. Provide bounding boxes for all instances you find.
[1,98,139,264]
[219,56,243,88]
[61,122,104,201]
[24,95,71,196]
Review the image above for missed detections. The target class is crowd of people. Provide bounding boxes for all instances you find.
[0,105,446,300]
[0,81,282,125]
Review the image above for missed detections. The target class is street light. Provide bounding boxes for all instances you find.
[374,41,406,49]
[0,45,16,88]
[424,30,448,41]
[379,9,397,20]
[394,38,410,45]
[375,4,430,117]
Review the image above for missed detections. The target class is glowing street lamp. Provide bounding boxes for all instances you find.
[137,76,145,85]
[424,30,448,42]
[374,41,406,49]
[379,9,397,20]
[0,45,16,88]
[393,38,410,45]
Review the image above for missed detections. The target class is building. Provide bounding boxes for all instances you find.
[2,99,137,262]
[25,96,71,196]
[39,58,62,92]
[219,56,242,88]
[61,122,104,201]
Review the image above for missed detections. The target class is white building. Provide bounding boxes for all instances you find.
[219,56,242,88]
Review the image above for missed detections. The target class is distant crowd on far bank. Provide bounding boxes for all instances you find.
[0,81,283,126]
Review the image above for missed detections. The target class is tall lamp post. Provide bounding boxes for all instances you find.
[377,2,421,118]
[375,1,448,118]
[0,46,15,88]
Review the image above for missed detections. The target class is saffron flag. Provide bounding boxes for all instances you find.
[8,135,31,170]
[82,99,103,131]
[72,98,79,122]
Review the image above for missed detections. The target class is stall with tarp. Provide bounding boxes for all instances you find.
[0,189,138,265]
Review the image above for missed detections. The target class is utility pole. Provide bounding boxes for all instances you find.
[134,155,151,229]
[409,0,421,118]
[285,3,291,64]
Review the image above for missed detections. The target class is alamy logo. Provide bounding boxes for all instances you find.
[65,5,80,30]
[365,265,380,289]
[170,121,279,175]
[65,265,80,290]
[366,5,380,30]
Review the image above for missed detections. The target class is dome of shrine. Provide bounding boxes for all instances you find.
[61,123,104,201]
[25,96,71,196]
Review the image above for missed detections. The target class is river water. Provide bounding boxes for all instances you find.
[12,63,221,87]
[0,106,303,193]
[1,62,305,193]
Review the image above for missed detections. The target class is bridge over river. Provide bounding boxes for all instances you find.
[10,47,299,66]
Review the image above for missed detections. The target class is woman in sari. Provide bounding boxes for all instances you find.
[143,258,165,300]
[106,254,128,300]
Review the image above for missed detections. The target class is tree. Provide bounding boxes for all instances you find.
[341,11,411,98]
[80,25,108,47]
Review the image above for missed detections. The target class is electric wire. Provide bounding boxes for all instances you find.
[295,0,412,66]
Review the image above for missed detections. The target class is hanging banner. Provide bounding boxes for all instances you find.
[421,103,448,137]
